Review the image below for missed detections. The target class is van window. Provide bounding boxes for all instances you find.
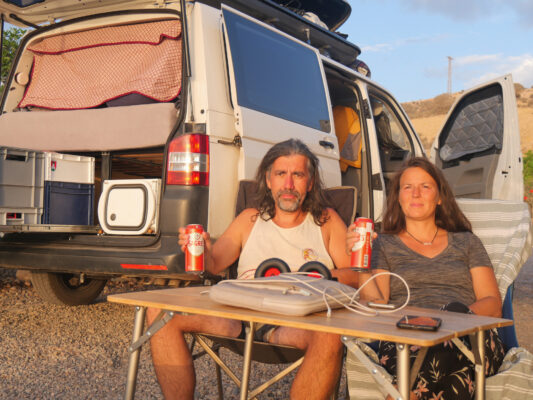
[223,9,330,132]
[369,94,414,177]
[438,84,503,164]
[18,19,181,110]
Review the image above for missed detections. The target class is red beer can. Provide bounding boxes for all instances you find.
[185,224,204,273]
[350,218,374,272]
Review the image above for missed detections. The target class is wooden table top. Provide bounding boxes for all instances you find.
[108,286,512,347]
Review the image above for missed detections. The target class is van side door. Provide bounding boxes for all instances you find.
[361,83,425,220]
[221,5,341,187]
[430,74,523,201]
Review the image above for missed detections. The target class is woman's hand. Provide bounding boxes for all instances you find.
[345,222,378,255]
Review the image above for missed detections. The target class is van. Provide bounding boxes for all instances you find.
[0,0,523,305]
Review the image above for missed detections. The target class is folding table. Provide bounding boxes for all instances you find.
[108,286,512,400]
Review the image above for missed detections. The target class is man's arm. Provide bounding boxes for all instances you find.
[178,208,256,275]
[322,209,359,287]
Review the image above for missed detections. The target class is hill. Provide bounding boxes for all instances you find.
[402,83,533,153]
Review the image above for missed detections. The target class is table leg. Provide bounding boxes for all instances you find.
[396,343,410,400]
[125,306,146,400]
[240,321,256,400]
[474,330,486,400]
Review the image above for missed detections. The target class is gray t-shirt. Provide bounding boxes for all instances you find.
[371,231,492,309]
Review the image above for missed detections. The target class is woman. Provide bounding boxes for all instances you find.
[347,157,505,399]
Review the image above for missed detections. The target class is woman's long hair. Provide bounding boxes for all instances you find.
[254,139,329,225]
[382,157,472,233]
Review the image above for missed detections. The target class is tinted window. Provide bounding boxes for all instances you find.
[369,95,413,174]
[223,9,330,132]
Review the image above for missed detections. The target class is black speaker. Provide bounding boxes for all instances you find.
[254,258,291,278]
[298,261,332,280]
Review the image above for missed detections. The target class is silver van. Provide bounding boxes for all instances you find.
[0,0,523,305]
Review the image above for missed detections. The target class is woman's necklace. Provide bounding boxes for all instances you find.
[405,227,439,246]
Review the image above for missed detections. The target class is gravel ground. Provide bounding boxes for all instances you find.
[0,270,304,400]
[0,256,532,400]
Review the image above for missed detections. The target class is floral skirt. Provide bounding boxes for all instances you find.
[378,303,505,399]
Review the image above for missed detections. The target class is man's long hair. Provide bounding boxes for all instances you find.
[254,139,329,225]
[382,157,472,233]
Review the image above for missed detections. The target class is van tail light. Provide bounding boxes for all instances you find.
[166,134,209,186]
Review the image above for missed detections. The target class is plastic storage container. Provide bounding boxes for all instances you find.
[0,147,44,209]
[0,207,43,225]
[44,152,95,184]
[43,181,94,225]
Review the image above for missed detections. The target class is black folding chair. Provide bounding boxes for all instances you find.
[190,180,357,399]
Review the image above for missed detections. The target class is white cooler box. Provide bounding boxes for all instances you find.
[98,179,161,235]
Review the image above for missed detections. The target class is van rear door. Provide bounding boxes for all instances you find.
[0,0,178,26]
[221,5,341,186]
[430,74,523,201]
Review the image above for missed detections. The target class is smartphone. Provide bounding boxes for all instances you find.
[396,315,442,331]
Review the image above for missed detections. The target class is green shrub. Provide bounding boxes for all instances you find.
[524,151,533,186]
[523,151,533,207]
[1,27,25,92]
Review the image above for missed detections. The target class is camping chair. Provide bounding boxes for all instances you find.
[190,180,357,399]
[344,198,533,399]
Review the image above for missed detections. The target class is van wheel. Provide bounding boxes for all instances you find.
[30,272,107,306]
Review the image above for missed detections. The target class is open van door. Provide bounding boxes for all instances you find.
[430,74,523,201]
[0,0,170,27]
[221,5,341,186]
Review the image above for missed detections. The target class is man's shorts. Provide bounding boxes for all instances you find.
[238,322,277,343]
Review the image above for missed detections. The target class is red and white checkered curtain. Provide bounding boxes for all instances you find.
[19,19,182,109]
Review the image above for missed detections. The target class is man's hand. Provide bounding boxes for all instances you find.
[178,227,211,252]
[178,227,214,272]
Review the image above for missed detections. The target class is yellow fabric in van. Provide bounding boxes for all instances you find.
[333,106,362,171]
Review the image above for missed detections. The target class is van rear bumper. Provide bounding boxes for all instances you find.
[0,234,195,278]
[0,168,209,279]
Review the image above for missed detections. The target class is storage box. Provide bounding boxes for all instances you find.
[0,207,43,225]
[44,152,95,184]
[0,147,44,209]
[43,181,94,225]
[97,179,160,235]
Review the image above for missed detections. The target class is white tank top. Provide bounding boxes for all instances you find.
[237,212,334,279]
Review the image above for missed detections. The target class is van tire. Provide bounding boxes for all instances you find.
[30,272,107,306]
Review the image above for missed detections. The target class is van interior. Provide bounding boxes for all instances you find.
[0,14,183,226]
[325,67,369,218]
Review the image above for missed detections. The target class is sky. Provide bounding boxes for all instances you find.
[342,0,533,102]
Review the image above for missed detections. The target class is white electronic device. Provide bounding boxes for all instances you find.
[209,274,360,316]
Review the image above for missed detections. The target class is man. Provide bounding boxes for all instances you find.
[147,139,357,399]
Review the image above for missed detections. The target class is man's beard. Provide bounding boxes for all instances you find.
[275,190,302,212]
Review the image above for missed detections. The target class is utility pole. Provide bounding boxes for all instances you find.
[447,56,453,94]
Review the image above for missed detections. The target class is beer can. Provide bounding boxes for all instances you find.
[185,224,204,273]
[350,218,374,272]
